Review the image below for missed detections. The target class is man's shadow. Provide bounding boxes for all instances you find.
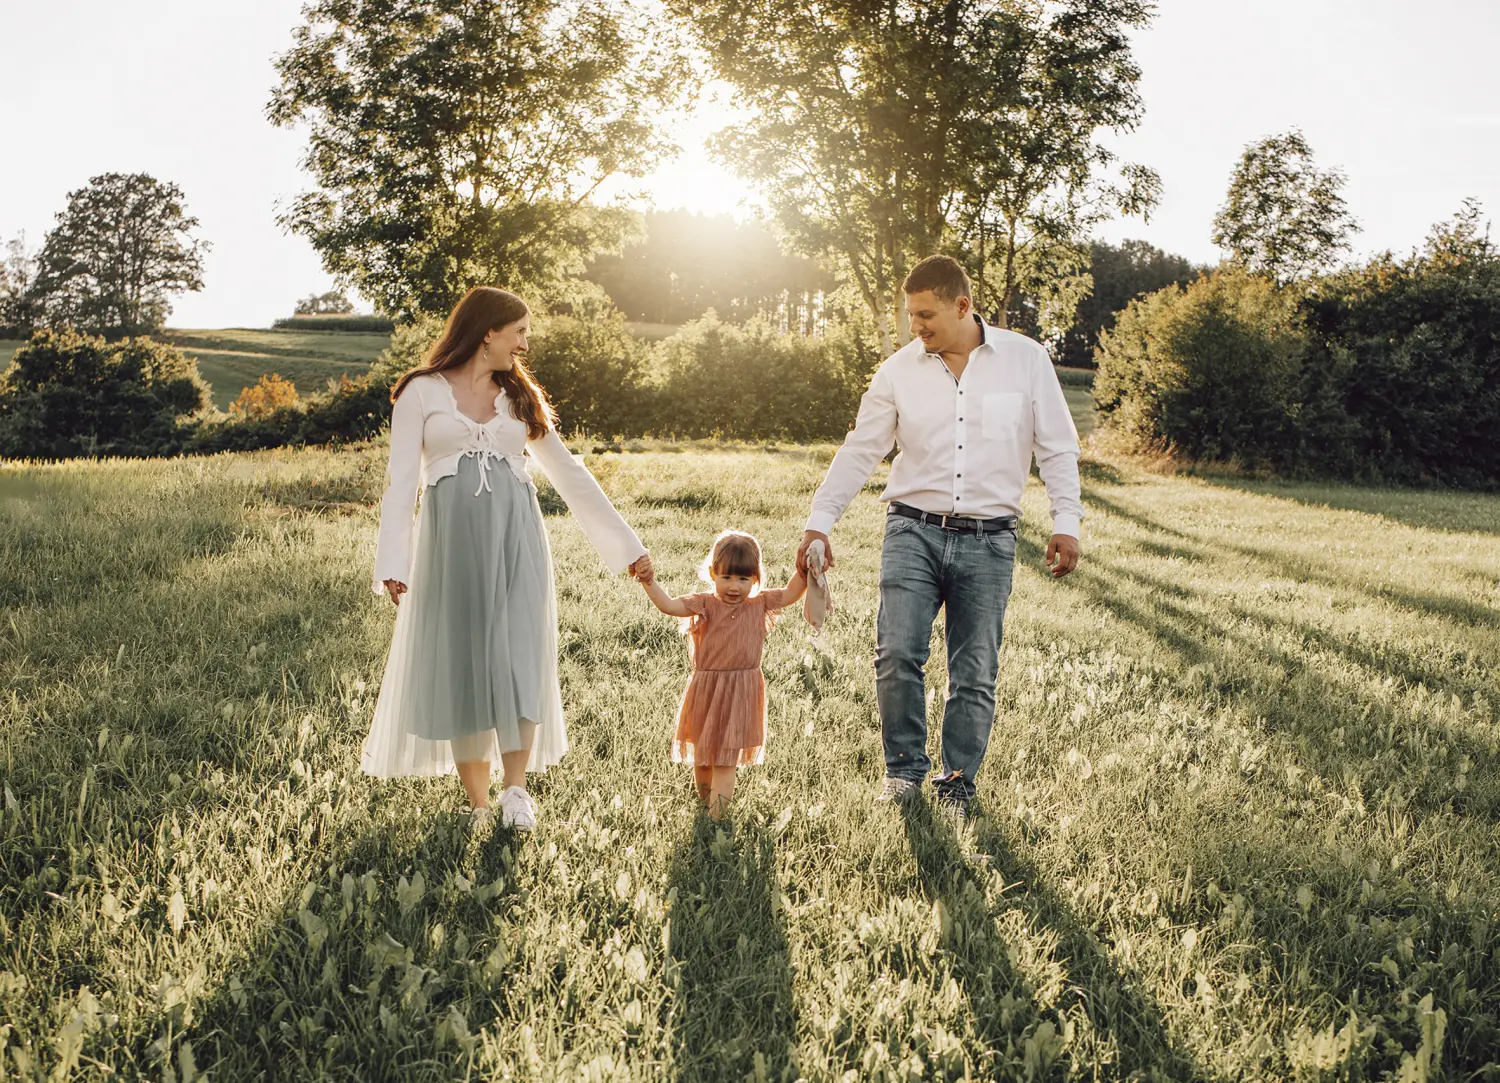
[900,800,1201,1081]
[664,814,796,1082]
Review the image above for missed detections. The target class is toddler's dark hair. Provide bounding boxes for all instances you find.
[706,530,762,580]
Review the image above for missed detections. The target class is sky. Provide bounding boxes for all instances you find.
[2,0,1498,328]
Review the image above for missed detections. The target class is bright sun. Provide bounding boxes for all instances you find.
[633,82,759,218]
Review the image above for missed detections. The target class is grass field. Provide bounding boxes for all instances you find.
[4,442,1499,1079]
[158,329,393,410]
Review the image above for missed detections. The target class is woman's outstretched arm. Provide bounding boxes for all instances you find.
[527,429,647,575]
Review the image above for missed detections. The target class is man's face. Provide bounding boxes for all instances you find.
[905,290,972,354]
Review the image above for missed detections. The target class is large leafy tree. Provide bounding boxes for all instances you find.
[953,1,1160,336]
[29,174,208,338]
[668,0,1157,351]
[269,0,685,319]
[1211,129,1358,283]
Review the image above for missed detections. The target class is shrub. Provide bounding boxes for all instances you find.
[1095,205,1500,487]
[0,328,210,459]
[1054,366,1095,390]
[1298,204,1500,486]
[527,303,651,436]
[229,373,300,419]
[650,313,880,441]
[1094,269,1309,466]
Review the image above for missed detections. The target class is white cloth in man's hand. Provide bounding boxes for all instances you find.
[803,540,834,632]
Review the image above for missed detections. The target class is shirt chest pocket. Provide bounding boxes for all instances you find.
[983,392,1025,439]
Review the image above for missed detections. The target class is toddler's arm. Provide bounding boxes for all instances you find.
[640,575,696,618]
[761,570,808,611]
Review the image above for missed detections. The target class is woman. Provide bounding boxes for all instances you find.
[364,286,648,832]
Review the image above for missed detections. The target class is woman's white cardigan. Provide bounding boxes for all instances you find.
[371,372,645,592]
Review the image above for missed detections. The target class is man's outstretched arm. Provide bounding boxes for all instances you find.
[799,365,898,572]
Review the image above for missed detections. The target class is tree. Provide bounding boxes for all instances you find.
[1054,239,1202,367]
[295,290,355,316]
[268,0,687,319]
[29,174,208,338]
[669,0,1157,352]
[1212,129,1358,282]
[0,233,41,337]
[952,2,1160,337]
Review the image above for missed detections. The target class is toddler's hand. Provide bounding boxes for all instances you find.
[631,554,655,585]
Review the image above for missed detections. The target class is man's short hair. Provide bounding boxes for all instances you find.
[903,255,972,303]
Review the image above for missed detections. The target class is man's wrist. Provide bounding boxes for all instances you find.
[1051,514,1081,541]
[804,511,837,537]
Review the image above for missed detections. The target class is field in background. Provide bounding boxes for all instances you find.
[1,444,1496,1079]
[159,329,393,409]
[3,328,1099,435]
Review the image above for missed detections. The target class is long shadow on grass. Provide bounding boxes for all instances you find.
[664,814,795,1082]
[1195,475,1500,537]
[1049,544,1500,819]
[1028,535,1500,1073]
[901,802,1201,1080]
[1083,488,1500,632]
[183,813,533,1081]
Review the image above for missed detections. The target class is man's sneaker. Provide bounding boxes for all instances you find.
[499,786,537,833]
[875,777,919,804]
[933,792,970,823]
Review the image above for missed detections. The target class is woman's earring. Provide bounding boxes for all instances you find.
[482,340,489,362]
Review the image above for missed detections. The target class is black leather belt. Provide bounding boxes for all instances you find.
[889,502,1018,533]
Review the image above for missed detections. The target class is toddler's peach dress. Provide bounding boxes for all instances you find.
[673,588,796,767]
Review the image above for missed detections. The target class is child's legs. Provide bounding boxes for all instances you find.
[706,765,736,819]
[693,764,713,803]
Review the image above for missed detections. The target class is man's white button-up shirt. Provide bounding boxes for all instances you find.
[805,318,1083,539]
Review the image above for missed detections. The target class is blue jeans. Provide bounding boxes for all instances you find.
[875,510,1017,802]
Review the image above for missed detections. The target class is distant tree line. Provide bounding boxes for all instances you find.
[584,210,835,326]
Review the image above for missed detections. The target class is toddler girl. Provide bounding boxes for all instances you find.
[636,531,806,818]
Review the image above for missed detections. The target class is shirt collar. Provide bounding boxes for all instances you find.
[915,312,994,360]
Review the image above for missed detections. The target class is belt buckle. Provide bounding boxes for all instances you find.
[940,513,950,530]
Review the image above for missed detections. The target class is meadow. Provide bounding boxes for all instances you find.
[1,440,1497,1081]
[157,329,393,409]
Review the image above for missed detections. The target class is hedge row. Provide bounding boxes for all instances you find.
[1095,207,1500,486]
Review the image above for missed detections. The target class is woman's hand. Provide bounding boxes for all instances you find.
[383,580,409,605]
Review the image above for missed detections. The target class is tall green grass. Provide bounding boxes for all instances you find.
[1,446,1497,1080]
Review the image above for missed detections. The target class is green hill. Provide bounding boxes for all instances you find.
[0,329,393,410]
[159,328,393,408]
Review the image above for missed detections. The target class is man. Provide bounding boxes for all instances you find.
[797,255,1082,817]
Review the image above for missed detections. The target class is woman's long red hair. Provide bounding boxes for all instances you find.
[390,287,556,440]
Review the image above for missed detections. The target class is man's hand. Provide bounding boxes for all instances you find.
[1044,534,1079,578]
[797,530,834,575]
[383,579,408,606]
[629,553,654,585]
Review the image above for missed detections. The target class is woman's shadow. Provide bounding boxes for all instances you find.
[664,813,796,1082]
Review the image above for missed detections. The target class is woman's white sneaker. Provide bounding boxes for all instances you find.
[499,786,537,833]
